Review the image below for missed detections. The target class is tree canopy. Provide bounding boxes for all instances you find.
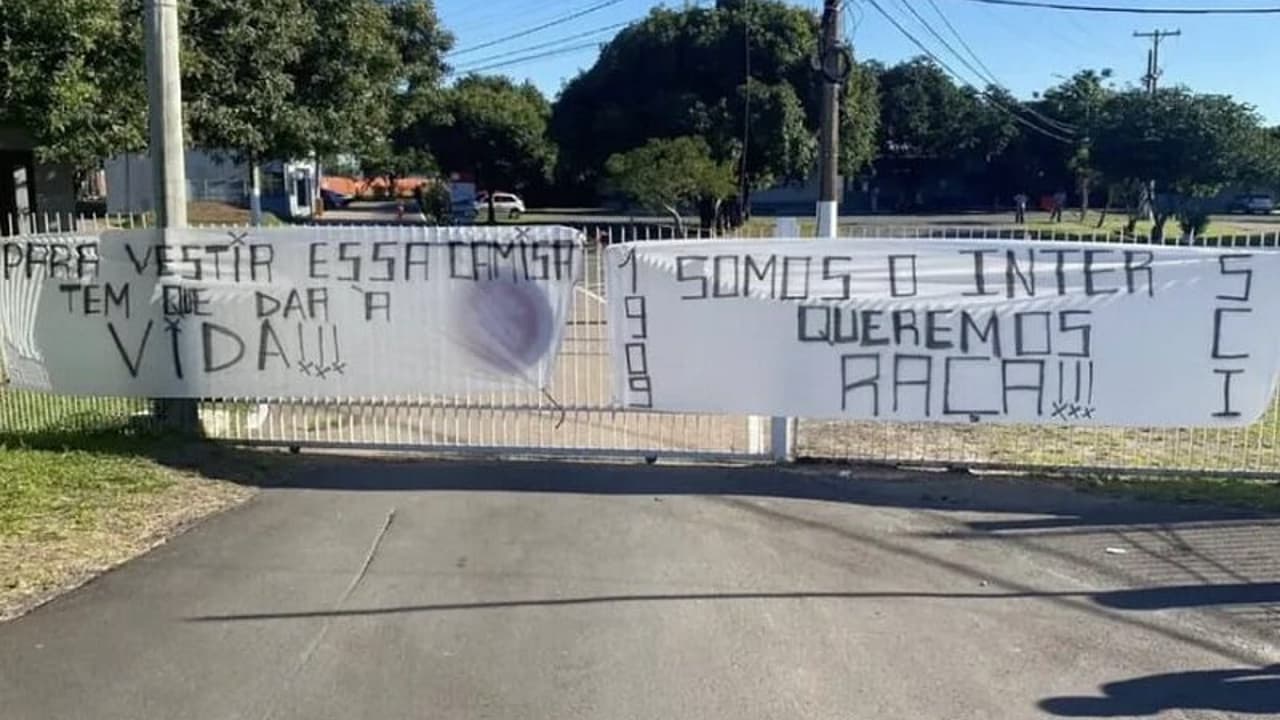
[4,0,1278,231]
[183,0,316,163]
[291,0,401,162]
[550,0,880,208]
[185,0,451,166]
[2,0,452,177]
[412,75,554,220]
[1091,87,1272,239]
[0,0,147,169]
[606,136,735,233]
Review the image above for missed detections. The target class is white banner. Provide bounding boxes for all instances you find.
[607,237,1280,427]
[1,225,582,397]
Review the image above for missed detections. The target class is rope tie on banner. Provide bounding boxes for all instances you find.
[541,387,567,429]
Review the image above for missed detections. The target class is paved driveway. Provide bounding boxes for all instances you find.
[2,461,1278,719]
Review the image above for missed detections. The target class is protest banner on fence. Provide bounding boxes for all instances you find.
[0,225,582,397]
[606,237,1280,426]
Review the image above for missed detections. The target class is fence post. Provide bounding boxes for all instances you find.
[766,213,805,462]
[770,416,795,462]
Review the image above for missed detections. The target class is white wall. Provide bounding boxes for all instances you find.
[105,150,249,214]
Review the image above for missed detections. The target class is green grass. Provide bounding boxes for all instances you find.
[0,390,267,617]
[0,392,180,539]
[0,433,177,537]
[735,212,1272,241]
[1021,212,1255,240]
[0,391,238,539]
[1072,475,1280,514]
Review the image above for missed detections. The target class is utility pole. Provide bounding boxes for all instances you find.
[145,0,187,228]
[815,0,845,238]
[1133,29,1179,223]
[1134,29,1180,94]
[739,0,751,228]
[144,0,197,430]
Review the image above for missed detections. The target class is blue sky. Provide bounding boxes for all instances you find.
[436,0,1280,124]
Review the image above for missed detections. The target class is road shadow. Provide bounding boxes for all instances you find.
[1093,582,1280,610]
[4,424,1278,633]
[0,424,1272,531]
[0,422,284,489]
[263,457,1273,522]
[1040,666,1280,717]
[186,582,1280,623]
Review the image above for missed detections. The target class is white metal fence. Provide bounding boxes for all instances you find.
[0,214,773,461]
[4,213,1280,475]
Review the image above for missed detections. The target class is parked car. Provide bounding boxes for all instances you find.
[474,191,526,219]
[1231,193,1275,214]
[320,188,353,210]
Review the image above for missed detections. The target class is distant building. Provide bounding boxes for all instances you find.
[0,127,77,236]
[105,150,316,220]
[321,175,430,199]
[749,171,885,216]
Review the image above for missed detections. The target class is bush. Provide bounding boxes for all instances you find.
[1177,203,1212,241]
[416,183,452,224]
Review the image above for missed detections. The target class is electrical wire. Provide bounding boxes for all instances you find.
[844,0,862,42]
[451,39,608,75]
[889,0,1076,134]
[447,0,626,57]
[448,20,632,73]
[913,0,1077,133]
[866,0,1074,143]
[952,0,1280,14]
[923,0,999,87]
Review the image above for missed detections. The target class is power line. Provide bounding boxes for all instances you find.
[448,20,632,73]
[887,0,1076,135]
[952,0,1280,14]
[923,0,999,86]
[452,39,608,75]
[865,0,1073,143]
[844,0,863,41]
[920,0,1077,133]
[447,0,626,57]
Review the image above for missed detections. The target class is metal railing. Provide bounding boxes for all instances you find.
[4,213,1280,475]
[0,215,771,461]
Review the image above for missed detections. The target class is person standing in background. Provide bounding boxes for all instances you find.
[1013,192,1028,224]
[1051,190,1067,223]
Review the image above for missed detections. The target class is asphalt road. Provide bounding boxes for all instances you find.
[2,461,1279,719]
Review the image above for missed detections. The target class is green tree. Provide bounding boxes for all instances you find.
[291,0,400,165]
[293,0,451,202]
[184,0,317,223]
[605,136,735,234]
[0,0,146,171]
[550,0,879,220]
[1240,125,1280,191]
[355,0,455,184]
[359,139,434,195]
[1093,88,1270,242]
[1039,69,1113,222]
[873,59,1019,209]
[875,59,975,160]
[416,75,554,223]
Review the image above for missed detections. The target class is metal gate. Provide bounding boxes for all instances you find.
[797,225,1280,477]
[4,214,1280,475]
[0,216,773,462]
